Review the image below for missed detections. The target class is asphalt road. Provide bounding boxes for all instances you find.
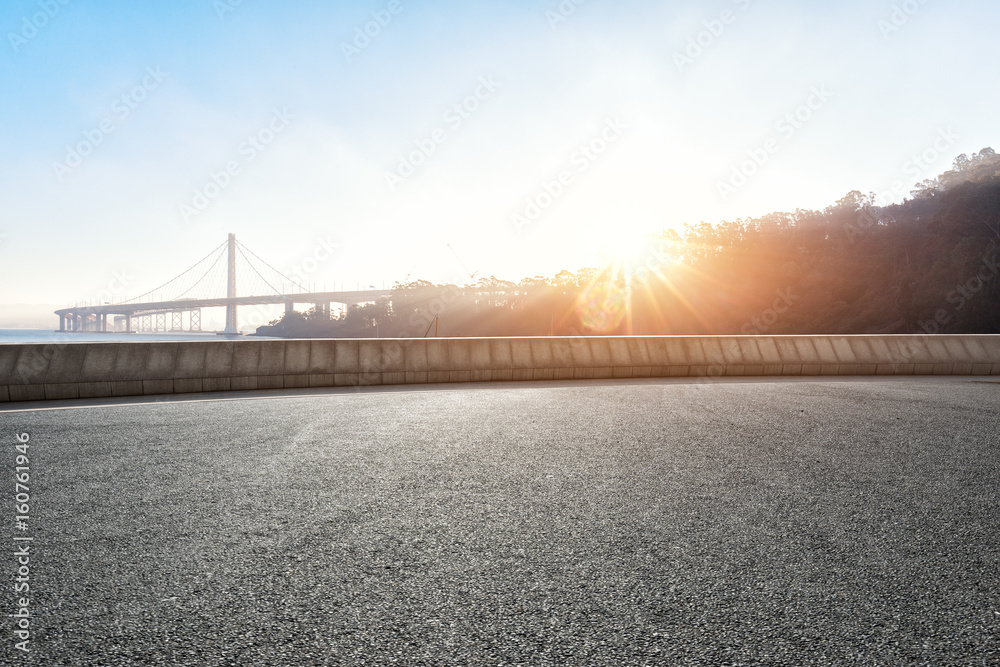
[1,378,998,666]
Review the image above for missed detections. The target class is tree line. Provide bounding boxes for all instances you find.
[259,148,1000,337]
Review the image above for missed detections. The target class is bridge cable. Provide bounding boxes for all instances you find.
[172,246,230,301]
[235,245,283,296]
[235,240,311,293]
[124,240,228,304]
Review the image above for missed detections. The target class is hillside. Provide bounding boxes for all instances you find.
[260,148,1000,338]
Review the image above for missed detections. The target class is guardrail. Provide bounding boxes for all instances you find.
[1,335,998,402]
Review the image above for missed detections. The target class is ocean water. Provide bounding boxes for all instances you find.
[0,329,273,343]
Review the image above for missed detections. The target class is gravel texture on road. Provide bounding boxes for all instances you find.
[1,378,998,665]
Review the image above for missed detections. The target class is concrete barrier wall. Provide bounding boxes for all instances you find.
[1,335,999,403]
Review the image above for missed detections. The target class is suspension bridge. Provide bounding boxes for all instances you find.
[54,234,392,334]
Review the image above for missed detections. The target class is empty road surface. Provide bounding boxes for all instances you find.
[1,377,998,665]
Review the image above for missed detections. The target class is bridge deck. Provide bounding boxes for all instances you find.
[54,289,393,317]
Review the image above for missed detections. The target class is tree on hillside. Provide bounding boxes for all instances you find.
[259,148,1000,338]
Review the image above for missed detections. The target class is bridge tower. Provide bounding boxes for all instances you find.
[223,232,239,334]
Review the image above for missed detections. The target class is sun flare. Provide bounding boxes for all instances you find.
[598,233,649,266]
[595,231,674,283]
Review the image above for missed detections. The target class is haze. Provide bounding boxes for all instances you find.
[1,0,997,316]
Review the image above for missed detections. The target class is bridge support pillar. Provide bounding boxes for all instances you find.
[223,232,239,334]
[285,301,294,316]
[224,305,238,334]
[59,316,65,331]
[126,315,132,333]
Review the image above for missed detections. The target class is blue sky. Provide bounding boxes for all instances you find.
[1,0,998,310]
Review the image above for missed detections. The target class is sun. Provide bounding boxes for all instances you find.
[575,231,669,335]
[599,232,647,263]
[596,231,671,282]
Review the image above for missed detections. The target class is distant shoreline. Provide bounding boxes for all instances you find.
[0,329,281,344]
